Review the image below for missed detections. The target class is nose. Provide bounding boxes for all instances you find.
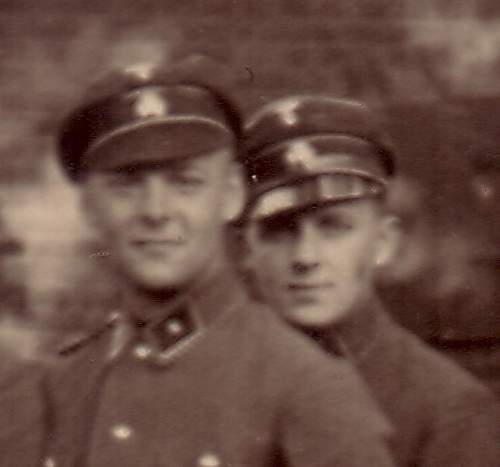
[139,174,171,224]
[291,221,320,274]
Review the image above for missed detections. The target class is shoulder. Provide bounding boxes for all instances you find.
[381,314,497,413]
[233,301,392,430]
[236,301,351,373]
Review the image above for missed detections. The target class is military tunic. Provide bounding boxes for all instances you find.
[41,269,395,467]
[315,298,500,467]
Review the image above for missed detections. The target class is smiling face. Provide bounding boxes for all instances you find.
[81,148,244,292]
[245,199,397,329]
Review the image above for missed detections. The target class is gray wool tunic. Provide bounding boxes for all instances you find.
[315,298,500,467]
[4,269,395,467]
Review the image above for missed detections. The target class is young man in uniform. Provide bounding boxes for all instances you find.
[239,95,500,467]
[39,59,395,467]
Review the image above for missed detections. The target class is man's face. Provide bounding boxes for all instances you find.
[82,147,243,291]
[246,199,396,329]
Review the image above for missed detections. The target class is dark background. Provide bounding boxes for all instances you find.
[1,0,500,392]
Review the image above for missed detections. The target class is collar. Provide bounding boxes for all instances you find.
[129,263,244,365]
[57,261,246,366]
[309,293,384,362]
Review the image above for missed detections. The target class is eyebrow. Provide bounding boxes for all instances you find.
[103,158,202,175]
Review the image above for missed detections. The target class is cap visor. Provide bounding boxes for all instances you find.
[83,120,233,171]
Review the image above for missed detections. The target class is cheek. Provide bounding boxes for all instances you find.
[248,249,288,303]
[86,195,134,241]
[324,234,378,280]
[182,191,224,236]
[251,243,289,283]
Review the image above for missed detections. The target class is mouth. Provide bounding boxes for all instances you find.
[133,239,182,245]
[287,282,333,292]
[285,282,334,306]
[131,238,184,253]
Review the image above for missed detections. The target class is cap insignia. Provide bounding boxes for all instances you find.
[124,62,156,81]
[134,89,169,119]
[274,98,301,126]
[285,140,319,171]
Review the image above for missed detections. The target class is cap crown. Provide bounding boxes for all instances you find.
[58,55,241,181]
[240,96,395,221]
[244,95,394,179]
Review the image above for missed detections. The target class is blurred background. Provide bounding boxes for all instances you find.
[1,0,500,393]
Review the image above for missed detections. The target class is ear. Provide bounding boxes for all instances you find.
[221,161,246,223]
[79,184,101,234]
[239,221,259,269]
[374,215,401,268]
[227,223,255,276]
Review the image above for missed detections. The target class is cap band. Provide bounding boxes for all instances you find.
[246,134,389,189]
[248,173,386,220]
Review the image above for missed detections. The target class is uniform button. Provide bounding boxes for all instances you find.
[165,319,184,336]
[133,343,152,360]
[198,452,221,467]
[111,423,133,441]
[43,457,56,467]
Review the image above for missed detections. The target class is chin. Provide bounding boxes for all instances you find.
[285,303,347,330]
[129,269,183,292]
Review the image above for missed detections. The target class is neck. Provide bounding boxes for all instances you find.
[116,252,237,324]
[330,290,381,359]
[297,289,381,359]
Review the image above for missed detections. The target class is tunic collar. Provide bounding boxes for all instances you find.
[57,260,247,363]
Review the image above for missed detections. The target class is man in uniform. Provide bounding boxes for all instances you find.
[239,95,500,467]
[40,59,395,467]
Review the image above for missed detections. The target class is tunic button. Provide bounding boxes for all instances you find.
[133,343,152,360]
[43,457,56,467]
[165,319,184,336]
[198,452,221,467]
[111,423,133,441]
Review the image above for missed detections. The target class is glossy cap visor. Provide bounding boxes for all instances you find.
[246,173,386,221]
[82,120,233,173]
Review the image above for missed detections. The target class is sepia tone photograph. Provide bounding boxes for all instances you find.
[0,1,499,465]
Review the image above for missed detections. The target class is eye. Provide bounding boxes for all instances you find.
[257,215,299,241]
[315,213,353,233]
[168,170,205,191]
[102,170,144,189]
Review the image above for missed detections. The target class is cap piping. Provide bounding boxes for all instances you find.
[84,115,232,158]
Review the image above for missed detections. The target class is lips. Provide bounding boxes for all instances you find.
[131,238,184,255]
[286,282,334,306]
[133,239,182,246]
[287,282,333,291]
